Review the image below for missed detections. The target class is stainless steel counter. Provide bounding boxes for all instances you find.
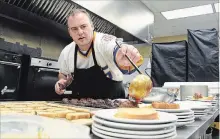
[176,109,219,139]
[91,109,219,139]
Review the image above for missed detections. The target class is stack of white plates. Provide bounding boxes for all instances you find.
[92,109,178,139]
[199,100,218,110]
[175,101,210,119]
[191,107,209,118]
[155,108,195,127]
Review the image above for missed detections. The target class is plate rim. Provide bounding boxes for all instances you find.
[92,125,177,139]
[92,122,176,135]
[177,117,195,122]
[94,109,178,124]
[93,116,176,130]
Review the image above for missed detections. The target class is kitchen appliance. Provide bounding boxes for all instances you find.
[180,85,208,101]
[24,57,71,101]
[0,50,22,100]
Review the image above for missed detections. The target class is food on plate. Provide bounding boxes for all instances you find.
[66,112,91,120]
[114,108,159,120]
[152,102,180,109]
[71,119,93,126]
[201,96,214,100]
[128,74,152,100]
[193,92,203,99]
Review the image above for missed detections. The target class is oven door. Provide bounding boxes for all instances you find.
[26,67,64,101]
[0,61,21,100]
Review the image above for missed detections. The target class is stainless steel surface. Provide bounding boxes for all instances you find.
[143,87,178,103]
[38,68,59,73]
[30,58,59,69]
[0,60,21,67]
[74,0,154,43]
[176,109,219,139]
[180,85,208,101]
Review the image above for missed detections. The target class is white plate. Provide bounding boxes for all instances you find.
[155,108,191,112]
[176,120,195,127]
[194,112,207,115]
[0,114,90,138]
[194,113,207,116]
[195,115,206,118]
[177,117,195,122]
[94,109,178,124]
[93,122,176,135]
[93,116,176,130]
[170,111,194,116]
[191,106,209,110]
[92,129,177,139]
[92,125,177,139]
[177,114,194,119]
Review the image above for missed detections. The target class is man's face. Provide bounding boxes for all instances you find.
[67,13,94,47]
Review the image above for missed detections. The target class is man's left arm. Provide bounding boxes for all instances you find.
[100,34,143,74]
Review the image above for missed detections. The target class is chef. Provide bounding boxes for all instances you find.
[55,9,143,99]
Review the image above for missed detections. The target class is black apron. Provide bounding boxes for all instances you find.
[70,42,125,99]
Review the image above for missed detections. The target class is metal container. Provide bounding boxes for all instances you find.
[180,85,208,101]
[143,87,179,103]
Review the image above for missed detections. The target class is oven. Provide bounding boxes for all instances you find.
[0,50,22,100]
[24,57,71,101]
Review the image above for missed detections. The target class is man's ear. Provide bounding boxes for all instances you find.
[91,24,94,31]
[68,28,72,38]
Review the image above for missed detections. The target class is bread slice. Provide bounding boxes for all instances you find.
[71,119,93,126]
[66,112,91,120]
[37,112,56,118]
[152,102,179,109]
[114,108,158,120]
[54,110,73,118]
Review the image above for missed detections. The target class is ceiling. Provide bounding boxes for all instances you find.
[141,0,219,37]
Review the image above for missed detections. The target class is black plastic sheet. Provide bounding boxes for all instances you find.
[151,41,188,87]
[187,28,219,81]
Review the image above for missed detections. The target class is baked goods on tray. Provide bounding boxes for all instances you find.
[152,102,180,109]
[114,108,159,120]
[62,98,137,108]
[0,102,92,122]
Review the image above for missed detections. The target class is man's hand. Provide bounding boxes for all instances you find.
[116,44,141,67]
[55,74,73,95]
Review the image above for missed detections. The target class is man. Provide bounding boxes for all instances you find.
[55,9,143,99]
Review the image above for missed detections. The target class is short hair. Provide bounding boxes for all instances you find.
[66,9,93,26]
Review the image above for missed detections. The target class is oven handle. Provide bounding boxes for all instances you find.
[38,68,59,73]
[0,60,21,68]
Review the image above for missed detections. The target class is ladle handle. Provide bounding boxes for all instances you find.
[115,41,142,74]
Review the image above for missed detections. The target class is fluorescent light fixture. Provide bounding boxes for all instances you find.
[214,3,219,12]
[161,4,213,20]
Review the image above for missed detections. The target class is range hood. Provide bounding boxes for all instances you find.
[73,0,154,44]
[0,0,151,43]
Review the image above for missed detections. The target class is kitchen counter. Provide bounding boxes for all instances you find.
[91,109,219,139]
[176,109,219,139]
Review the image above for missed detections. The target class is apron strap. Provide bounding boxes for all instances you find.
[74,41,98,75]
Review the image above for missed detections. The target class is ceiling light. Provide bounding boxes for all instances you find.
[161,4,213,20]
[214,3,219,12]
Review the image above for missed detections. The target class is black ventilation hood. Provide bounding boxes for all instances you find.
[0,0,144,43]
